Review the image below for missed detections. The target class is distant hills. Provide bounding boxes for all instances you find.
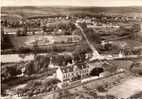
[1,6,142,18]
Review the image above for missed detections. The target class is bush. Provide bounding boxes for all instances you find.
[19,47,31,53]
[1,65,22,82]
[1,34,14,50]
[24,55,50,75]
[96,85,107,92]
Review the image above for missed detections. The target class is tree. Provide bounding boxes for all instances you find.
[42,25,47,33]
[1,27,5,45]
[130,62,142,75]
[1,27,13,49]
[16,29,22,36]
[72,29,82,35]
[96,85,107,92]
[131,23,141,33]
[33,41,39,56]
[23,26,28,36]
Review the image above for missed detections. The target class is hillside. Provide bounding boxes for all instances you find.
[1,6,142,18]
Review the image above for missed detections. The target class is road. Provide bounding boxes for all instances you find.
[75,23,142,61]
[75,23,102,59]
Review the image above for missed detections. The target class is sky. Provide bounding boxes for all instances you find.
[1,0,142,7]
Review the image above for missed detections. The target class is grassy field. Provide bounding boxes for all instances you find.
[10,35,79,48]
[107,77,142,98]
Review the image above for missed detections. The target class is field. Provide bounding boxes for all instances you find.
[107,77,142,98]
[9,35,80,49]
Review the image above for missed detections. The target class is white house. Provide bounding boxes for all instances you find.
[55,63,89,87]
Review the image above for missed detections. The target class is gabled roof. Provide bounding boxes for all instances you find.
[60,62,89,73]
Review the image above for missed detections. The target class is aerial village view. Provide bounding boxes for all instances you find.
[1,0,142,99]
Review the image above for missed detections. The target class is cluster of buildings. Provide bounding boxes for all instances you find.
[39,51,108,88]
[56,62,90,87]
[2,14,141,36]
[20,14,142,31]
[25,16,71,28]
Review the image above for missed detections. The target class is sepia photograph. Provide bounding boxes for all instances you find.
[1,0,142,99]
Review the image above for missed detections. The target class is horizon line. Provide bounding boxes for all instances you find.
[2,5,142,8]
